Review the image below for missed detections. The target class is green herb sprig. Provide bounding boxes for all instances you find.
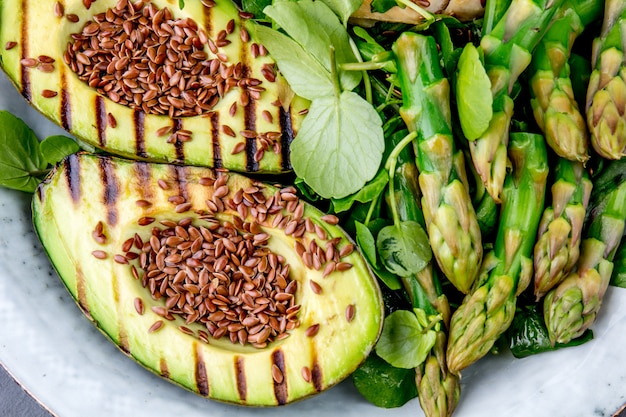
[255,0,384,200]
[0,111,79,193]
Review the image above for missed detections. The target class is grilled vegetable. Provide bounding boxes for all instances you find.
[528,0,603,162]
[544,162,626,345]
[0,0,308,173]
[393,32,483,295]
[446,132,548,373]
[457,0,565,202]
[533,159,592,300]
[32,152,384,406]
[585,0,626,159]
[385,125,459,417]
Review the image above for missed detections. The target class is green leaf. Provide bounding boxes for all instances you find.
[40,135,80,165]
[291,91,384,199]
[355,221,379,268]
[352,352,418,408]
[0,111,48,193]
[376,221,431,277]
[507,303,594,358]
[355,221,402,290]
[331,168,388,213]
[178,0,185,9]
[318,0,363,26]
[375,309,437,369]
[352,27,397,73]
[456,43,492,141]
[263,0,360,91]
[254,25,334,100]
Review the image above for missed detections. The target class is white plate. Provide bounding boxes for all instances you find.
[1,69,626,417]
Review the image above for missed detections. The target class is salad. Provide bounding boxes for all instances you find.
[0,0,626,416]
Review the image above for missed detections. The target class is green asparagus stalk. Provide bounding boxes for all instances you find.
[611,237,626,288]
[480,0,512,38]
[387,129,459,417]
[544,170,626,345]
[463,0,566,202]
[533,159,592,300]
[446,133,548,374]
[393,32,483,295]
[528,0,603,162]
[585,0,626,160]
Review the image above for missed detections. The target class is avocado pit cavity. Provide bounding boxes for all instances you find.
[124,214,301,348]
[63,0,265,119]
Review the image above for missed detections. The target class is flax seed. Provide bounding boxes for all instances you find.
[345,304,356,323]
[41,89,58,98]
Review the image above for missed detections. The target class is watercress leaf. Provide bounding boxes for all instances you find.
[254,25,334,100]
[376,309,437,369]
[263,0,360,91]
[318,0,362,27]
[40,135,80,165]
[456,43,492,140]
[291,91,384,199]
[352,352,418,408]
[355,221,379,268]
[331,168,388,213]
[354,220,401,290]
[376,221,431,277]
[0,111,48,193]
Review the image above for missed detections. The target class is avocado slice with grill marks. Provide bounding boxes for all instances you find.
[0,0,309,173]
[32,152,384,406]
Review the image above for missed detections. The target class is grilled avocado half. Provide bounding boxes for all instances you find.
[32,152,384,406]
[0,0,308,173]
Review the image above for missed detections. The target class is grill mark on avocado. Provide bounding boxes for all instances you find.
[99,157,120,227]
[95,96,107,147]
[19,0,31,99]
[279,107,294,171]
[172,165,190,201]
[134,162,153,201]
[202,1,213,36]
[75,267,92,319]
[64,154,82,204]
[134,110,147,158]
[311,357,323,392]
[172,118,185,162]
[243,76,258,171]
[194,343,210,396]
[210,112,223,169]
[117,324,129,354]
[60,72,72,131]
[160,358,170,379]
[35,183,44,204]
[235,356,247,402]
[272,349,288,405]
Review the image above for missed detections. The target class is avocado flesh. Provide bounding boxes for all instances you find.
[0,0,308,173]
[32,152,384,406]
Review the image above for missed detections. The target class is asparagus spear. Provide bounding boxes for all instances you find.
[446,132,548,374]
[461,0,565,202]
[387,128,460,417]
[393,32,483,295]
[543,168,626,345]
[528,0,603,162]
[533,159,592,300]
[585,0,626,160]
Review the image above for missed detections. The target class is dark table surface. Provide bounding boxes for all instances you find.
[2,362,626,417]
